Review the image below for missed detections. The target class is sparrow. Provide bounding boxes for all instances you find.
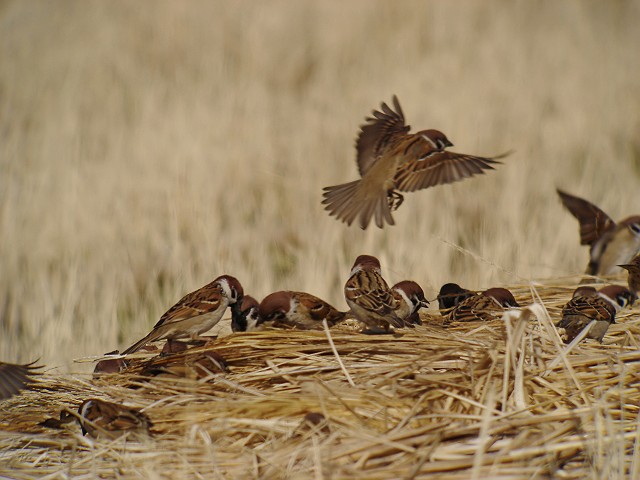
[344,255,404,332]
[122,275,243,354]
[619,253,640,294]
[436,283,475,315]
[322,95,507,229]
[258,291,346,329]
[557,285,636,343]
[445,287,520,324]
[557,189,640,275]
[76,398,152,439]
[0,360,43,400]
[231,295,261,332]
[391,280,430,325]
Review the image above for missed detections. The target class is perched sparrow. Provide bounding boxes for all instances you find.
[619,254,640,294]
[231,295,261,332]
[557,189,640,275]
[322,96,506,229]
[123,275,243,354]
[445,287,519,324]
[258,291,346,329]
[391,280,430,325]
[437,283,475,315]
[558,285,636,343]
[77,398,152,439]
[0,360,42,400]
[344,255,404,332]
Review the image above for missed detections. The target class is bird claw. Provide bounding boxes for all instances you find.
[388,192,404,211]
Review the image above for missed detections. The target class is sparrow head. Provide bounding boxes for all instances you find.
[598,285,637,309]
[482,288,520,308]
[417,129,454,150]
[231,295,261,332]
[437,283,474,311]
[571,286,598,298]
[350,255,381,274]
[215,275,244,304]
[258,291,293,322]
[393,280,429,309]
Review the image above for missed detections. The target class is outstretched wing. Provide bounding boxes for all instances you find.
[394,150,507,192]
[556,189,616,246]
[356,95,410,177]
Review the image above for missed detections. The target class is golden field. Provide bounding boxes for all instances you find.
[1,1,639,371]
[2,2,640,478]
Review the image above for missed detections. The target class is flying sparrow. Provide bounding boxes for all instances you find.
[322,95,507,229]
[258,291,346,329]
[619,253,640,294]
[122,275,244,354]
[231,295,261,332]
[344,255,404,332]
[77,398,152,439]
[0,360,43,400]
[557,285,636,343]
[557,189,640,275]
[445,287,519,324]
[436,283,476,315]
[391,280,430,325]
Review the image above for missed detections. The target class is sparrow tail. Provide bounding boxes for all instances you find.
[122,330,164,355]
[322,180,394,229]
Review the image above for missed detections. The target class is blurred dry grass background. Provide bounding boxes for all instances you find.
[1,0,639,370]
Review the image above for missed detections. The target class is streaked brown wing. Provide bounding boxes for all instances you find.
[346,271,396,316]
[559,296,614,326]
[356,95,410,177]
[154,283,223,328]
[299,292,344,324]
[447,295,500,323]
[0,361,42,400]
[556,189,616,246]
[394,150,504,193]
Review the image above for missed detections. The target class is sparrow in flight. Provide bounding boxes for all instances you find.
[436,283,475,316]
[619,253,640,294]
[344,255,404,332]
[322,95,507,229]
[122,275,244,354]
[258,291,346,329]
[445,287,519,324]
[557,189,640,275]
[558,285,636,343]
[231,295,261,332]
[391,280,430,325]
[0,360,43,400]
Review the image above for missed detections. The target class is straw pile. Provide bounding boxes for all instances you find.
[1,278,639,479]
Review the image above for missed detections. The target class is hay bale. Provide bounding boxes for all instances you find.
[1,278,639,478]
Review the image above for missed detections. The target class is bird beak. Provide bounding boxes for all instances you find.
[420,299,430,308]
[446,140,454,148]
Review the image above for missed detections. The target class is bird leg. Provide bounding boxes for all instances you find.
[387,191,404,212]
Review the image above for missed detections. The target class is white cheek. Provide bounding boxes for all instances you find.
[218,279,233,299]
[420,134,437,149]
[349,265,362,277]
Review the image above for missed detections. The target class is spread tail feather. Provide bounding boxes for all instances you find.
[322,180,394,229]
